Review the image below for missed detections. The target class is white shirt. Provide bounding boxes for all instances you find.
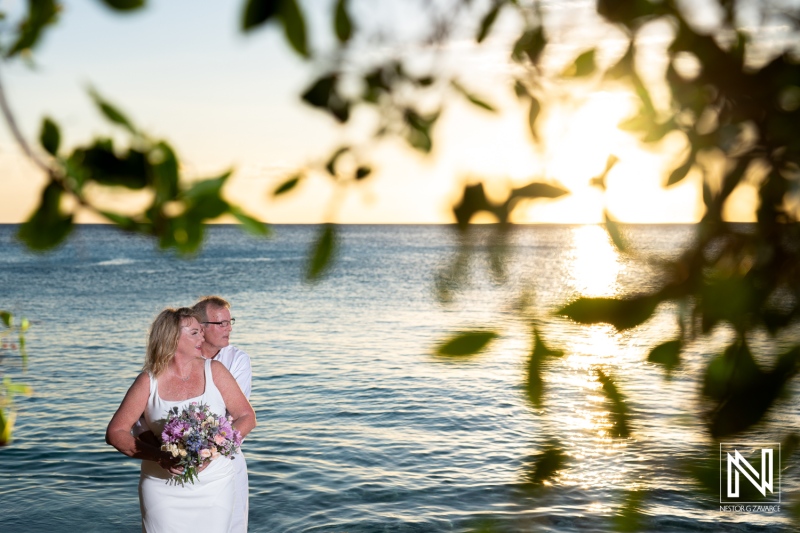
[213,344,252,400]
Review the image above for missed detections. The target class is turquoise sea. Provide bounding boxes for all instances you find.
[0,224,796,532]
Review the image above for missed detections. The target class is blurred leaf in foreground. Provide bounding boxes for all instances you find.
[647,339,682,376]
[558,295,658,331]
[17,182,73,251]
[436,330,498,357]
[307,224,337,281]
[525,329,564,408]
[612,490,647,532]
[522,443,567,485]
[596,369,631,438]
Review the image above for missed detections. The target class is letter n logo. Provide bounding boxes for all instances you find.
[720,443,781,504]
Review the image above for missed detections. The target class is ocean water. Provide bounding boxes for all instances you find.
[0,224,796,532]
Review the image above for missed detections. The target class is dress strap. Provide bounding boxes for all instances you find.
[147,371,156,395]
[204,357,213,383]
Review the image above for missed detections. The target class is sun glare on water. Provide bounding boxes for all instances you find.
[568,224,623,298]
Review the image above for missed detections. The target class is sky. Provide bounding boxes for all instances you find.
[0,0,760,224]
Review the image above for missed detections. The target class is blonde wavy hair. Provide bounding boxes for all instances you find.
[143,307,202,377]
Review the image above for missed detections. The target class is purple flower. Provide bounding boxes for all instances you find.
[162,419,190,443]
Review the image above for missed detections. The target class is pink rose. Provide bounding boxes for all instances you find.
[199,449,212,459]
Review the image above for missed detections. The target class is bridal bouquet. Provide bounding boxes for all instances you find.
[160,401,242,485]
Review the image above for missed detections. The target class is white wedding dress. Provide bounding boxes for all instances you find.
[139,359,235,533]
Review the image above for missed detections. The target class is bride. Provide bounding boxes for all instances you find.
[106,307,256,532]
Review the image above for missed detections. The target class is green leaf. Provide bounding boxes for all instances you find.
[701,340,761,401]
[590,155,618,190]
[362,68,389,103]
[510,181,568,201]
[453,183,493,228]
[355,166,371,180]
[307,224,336,281]
[71,140,148,189]
[17,182,74,250]
[512,27,546,64]
[273,174,301,196]
[4,380,32,395]
[302,74,349,122]
[451,80,496,112]
[0,311,11,328]
[18,335,28,367]
[6,0,59,58]
[642,119,677,143]
[529,445,567,483]
[280,0,309,58]
[596,369,631,438]
[618,113,650,134]
[39,117,60,156]
[476,3,501,43]
[606,43,634,80]
[597,0,659,25]
[557,295,658,330]
[166,214,206,255]
[564,49,596,77]
[525,330,564,408]
[604,211,628,253]
[632,73,657,121]
[183,174,231,221]
[89,88,136,134]
[150,142,179,203]
[183,173,229,202]
[325,146,349,176]
[514,80,530,99]
[528,96,541,141]
[100,211,139,231]
[231,208,270,236]
[334,0,352,43]
[667,152,695,186]
[403,109,439,153]
[613,490,647,532]
[699,275,755,333]
[100,0,145,10]
[242,0,280,31]
[699,342,800,438]
[302,74,336,108]
[647,339,681,373]
[436,330,498,357]
[0,407,14,446]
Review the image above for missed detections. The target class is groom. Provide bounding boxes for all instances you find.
[192,296,253,533]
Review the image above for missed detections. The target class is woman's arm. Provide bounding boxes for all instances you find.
[105,372,181,474]
[211,360,256,438]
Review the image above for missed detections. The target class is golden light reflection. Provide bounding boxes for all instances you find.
[544,319,634,491]
[568,225,623,297]
[587,502,613,514]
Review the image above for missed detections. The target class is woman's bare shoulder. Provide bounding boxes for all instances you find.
[131,371,151,390]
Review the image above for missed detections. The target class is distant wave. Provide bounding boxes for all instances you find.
[95,258,136,266]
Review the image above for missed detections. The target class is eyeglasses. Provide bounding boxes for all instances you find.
[202,318,235,328]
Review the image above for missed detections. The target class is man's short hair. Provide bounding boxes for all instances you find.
[192,295,230,322]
